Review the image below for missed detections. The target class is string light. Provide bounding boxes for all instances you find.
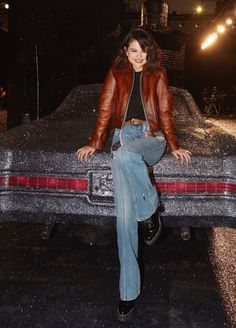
[195,5,203,14]
[201,33,218,50]
[200,18,234,49]
[217,25,225,33]
[226,18,232,25]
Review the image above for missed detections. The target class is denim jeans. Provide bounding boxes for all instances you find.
[111,123,167,301]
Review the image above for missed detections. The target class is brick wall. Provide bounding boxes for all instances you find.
[161,45,185,71]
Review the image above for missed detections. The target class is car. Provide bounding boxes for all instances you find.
[0,84,235,238]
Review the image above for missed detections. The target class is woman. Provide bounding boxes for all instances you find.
[77,28,191,322]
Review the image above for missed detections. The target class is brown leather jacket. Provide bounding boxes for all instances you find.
[87,63,179,152]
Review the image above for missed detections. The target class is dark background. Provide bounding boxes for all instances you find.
[1,0,236,127]
[6,0,125,127]
[185,28,236,101]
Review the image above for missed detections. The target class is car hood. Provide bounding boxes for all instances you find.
[0,84,235,176]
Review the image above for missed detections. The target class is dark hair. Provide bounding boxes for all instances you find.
[113,28,161,72]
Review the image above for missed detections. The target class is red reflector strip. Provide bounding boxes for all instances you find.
[156,182,236,194]
[0,175,235,194]
[0,176,88,191]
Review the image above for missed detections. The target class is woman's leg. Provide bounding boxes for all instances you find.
[112,153,140,301]
[112,129,166,301]
[119,136,166,221]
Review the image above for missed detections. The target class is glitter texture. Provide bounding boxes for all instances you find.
[0,85,235,226]
[209,228,236,327]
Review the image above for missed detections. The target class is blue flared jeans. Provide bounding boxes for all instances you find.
[111,123,167,301]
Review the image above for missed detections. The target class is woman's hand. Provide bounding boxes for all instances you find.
[77,146,96,162]
[171,148,192,165]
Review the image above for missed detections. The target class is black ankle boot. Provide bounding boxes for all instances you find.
[117,300,135,322]
[143,211,162,245]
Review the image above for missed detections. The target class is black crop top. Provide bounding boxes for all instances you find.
[125,71,146,121]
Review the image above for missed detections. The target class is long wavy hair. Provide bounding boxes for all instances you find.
[113,28,161,72]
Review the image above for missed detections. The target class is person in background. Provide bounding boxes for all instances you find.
[227,86,236,116]
[77,28,191,322]
[206,86,221,116]
[0,87,6,110]
[201,88,210,113]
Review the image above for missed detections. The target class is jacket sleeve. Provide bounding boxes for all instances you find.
[157,69,179,152]
[87,68,116,149]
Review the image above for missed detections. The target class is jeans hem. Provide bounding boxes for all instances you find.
[120,291,140,301]
[137,203,158,222]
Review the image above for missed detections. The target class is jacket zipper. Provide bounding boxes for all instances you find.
[140,71,151,132]
[120,70,135,145]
